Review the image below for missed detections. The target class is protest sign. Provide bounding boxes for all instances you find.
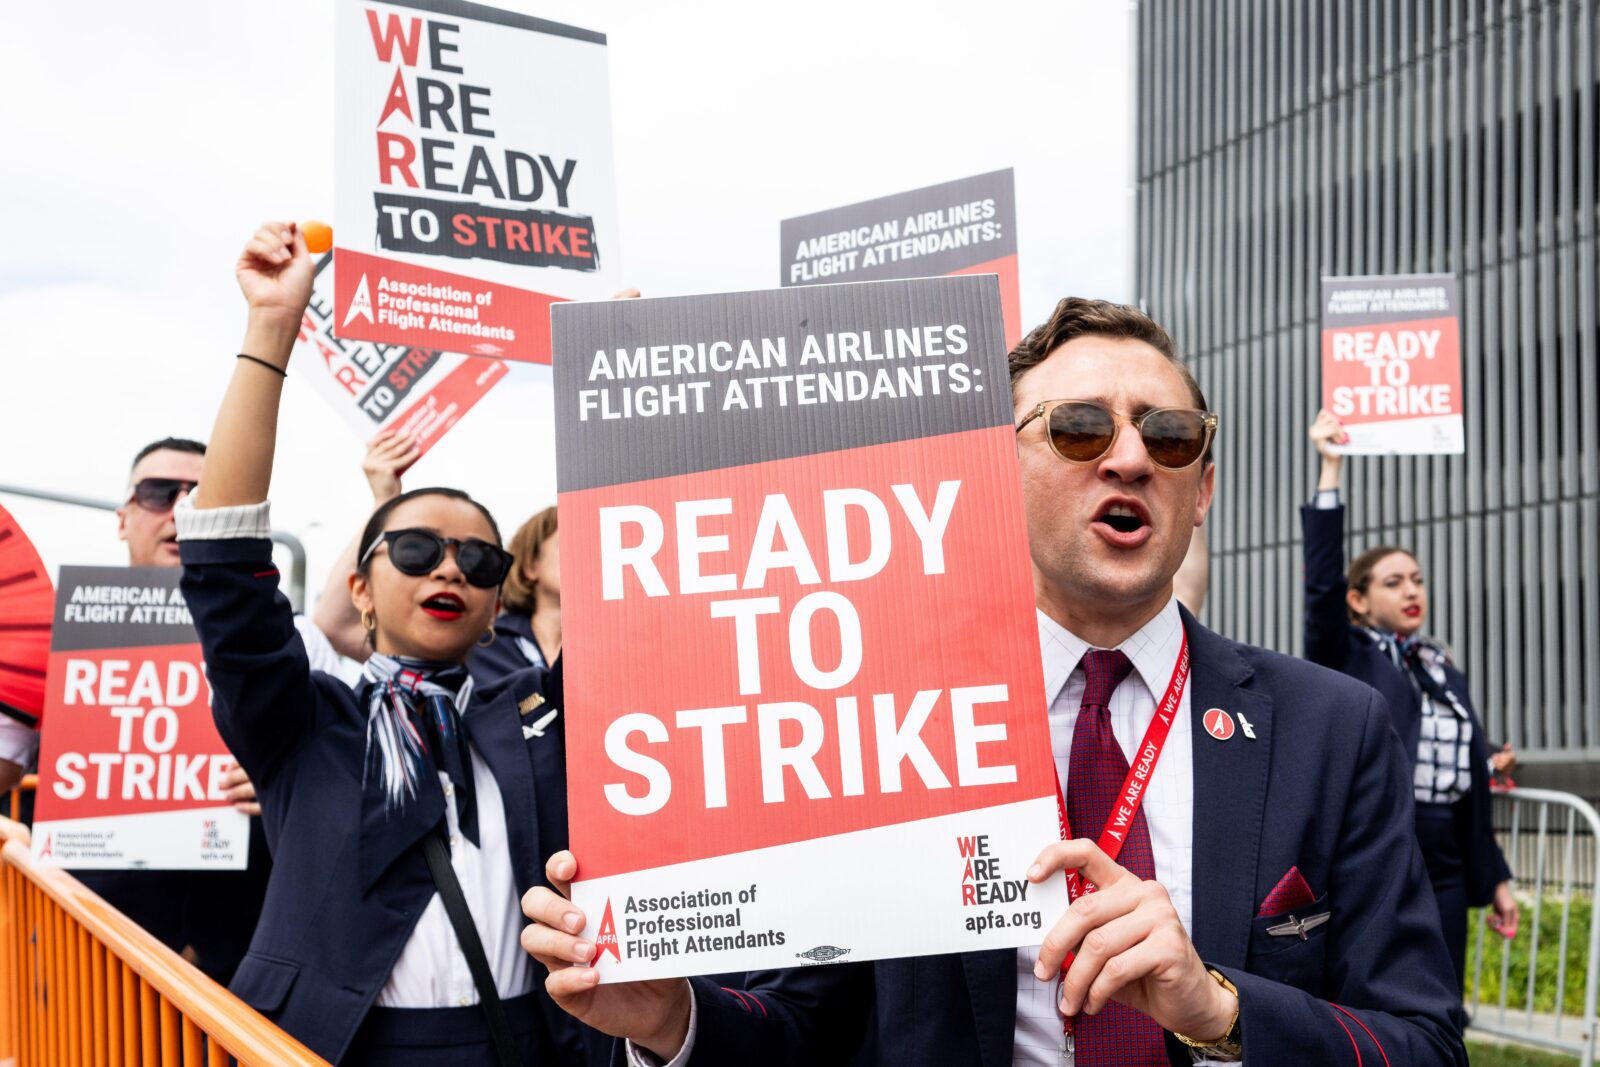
[781,170,1022,349]
[32,567,246,870]
[1320,273,1464,454]
[553,276,1066,982]
[296,253,507,458]
[334,0,620,363]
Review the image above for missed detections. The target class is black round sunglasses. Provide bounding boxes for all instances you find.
[359,528,513,589]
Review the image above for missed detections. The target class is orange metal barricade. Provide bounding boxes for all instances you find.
[7,775,34,822]
[0,815,328,1066]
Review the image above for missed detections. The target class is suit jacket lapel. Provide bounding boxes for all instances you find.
[463,688,543,891]
[961,949,1018,1067]
[1182,609,1270,970]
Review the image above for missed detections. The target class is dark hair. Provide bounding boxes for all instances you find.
[1347,544,1418,624]
[1009,298,1212,463]
[502,506,558,614]
[131,437,206,471]
[356,487,503,576]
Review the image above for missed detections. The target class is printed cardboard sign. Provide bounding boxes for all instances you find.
[553,276,1066,981]
[32,568,247,870]
[296,253,507,458]
[334,0,620,363]
[780,170,1022,349]
[1320,274,1464,454]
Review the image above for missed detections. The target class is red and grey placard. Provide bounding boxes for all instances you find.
[297,253,507,458]
[554,276,1065,982]
[333,0,620,363]
[31,567,248,870]
[780,170,1022,349]
[1320,273,1464,454]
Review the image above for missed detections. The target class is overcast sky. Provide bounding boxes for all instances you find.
[0,1,1133,605]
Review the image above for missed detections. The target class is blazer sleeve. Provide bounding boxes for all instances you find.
[179,536,317,786]
[1300,502,1356,670]
[1460,687,1514,899]
[682,965,873,1065]
[1206,688,1466,1067]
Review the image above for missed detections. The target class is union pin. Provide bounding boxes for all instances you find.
[1202,707,1236,741]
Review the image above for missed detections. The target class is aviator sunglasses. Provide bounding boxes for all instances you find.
[1016,399,1218,470]
[359,528,514,589]
[128,478,199,512]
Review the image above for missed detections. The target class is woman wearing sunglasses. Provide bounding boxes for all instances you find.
[174,221,603,1066]
[1301,407,1517,1001]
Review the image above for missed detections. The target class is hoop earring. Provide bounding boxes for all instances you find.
[477,627,497,648]
[361,609,376,632]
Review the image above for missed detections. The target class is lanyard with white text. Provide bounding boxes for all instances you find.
[1051,631,1190,1046]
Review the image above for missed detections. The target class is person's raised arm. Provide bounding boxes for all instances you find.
[312,431,418,660]
[1301,409,1352,667]
[192,222,313,511]
[179,222,318,786]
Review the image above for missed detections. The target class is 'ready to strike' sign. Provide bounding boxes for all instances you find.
[554,276,1067,982]
[1320,273,1464,454]
[334,0,620,364]
[296,252,508,459]
[780,170,1022,350]
[32,568,247,870]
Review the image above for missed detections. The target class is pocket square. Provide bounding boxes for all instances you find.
[1258,865,1317,917]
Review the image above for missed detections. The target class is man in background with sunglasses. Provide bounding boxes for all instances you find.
[524,299,1465,1066]
[117,437,205,565]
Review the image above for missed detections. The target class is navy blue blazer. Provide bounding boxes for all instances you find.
[665,611,1465,1066]
[180,535,608,1065]
[467,609,545,687]
[1301,503,1512,905]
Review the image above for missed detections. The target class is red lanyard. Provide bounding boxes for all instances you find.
[1051,632,1190,1038]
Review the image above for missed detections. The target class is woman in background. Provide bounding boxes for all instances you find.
[470,507,560,686]
[1301,408,1517,997]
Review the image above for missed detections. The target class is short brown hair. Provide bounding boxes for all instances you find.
[501,506,558,614]
[1347,544,1417,624]
[1009,298,1211,462]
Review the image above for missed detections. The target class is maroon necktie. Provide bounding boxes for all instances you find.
[1065,649,1166,1066]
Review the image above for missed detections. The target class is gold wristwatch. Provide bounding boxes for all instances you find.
[1172,968,1242,1058]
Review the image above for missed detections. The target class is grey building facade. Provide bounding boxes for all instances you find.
[1134,1,1599,778]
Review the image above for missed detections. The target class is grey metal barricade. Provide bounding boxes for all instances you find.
[1467,787,1600,1066]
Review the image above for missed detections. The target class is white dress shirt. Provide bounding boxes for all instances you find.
[177,497,535,1008]
[1014,597,1196,1065]
[378,751,535,1007]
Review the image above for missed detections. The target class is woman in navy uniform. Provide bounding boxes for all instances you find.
[176,221,606,1066]
[1301,408,1517,994]
[468,507,560,686]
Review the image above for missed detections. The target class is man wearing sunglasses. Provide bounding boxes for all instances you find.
[524,299,1464,1066]
[117,437,206,566]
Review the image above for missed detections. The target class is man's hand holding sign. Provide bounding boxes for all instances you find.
[1029,839,1238,1050]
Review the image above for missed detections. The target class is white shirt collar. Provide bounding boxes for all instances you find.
[1037,595,1185,708]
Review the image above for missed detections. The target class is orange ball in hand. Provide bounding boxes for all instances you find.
[302,220,333,254]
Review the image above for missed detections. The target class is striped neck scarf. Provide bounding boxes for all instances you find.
[361,653,478,848]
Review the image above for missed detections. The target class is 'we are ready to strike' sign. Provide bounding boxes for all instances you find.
[553,276,1066,982]
[334,0,620,363]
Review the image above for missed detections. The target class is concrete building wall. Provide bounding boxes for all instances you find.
[1134,1,1600,774]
